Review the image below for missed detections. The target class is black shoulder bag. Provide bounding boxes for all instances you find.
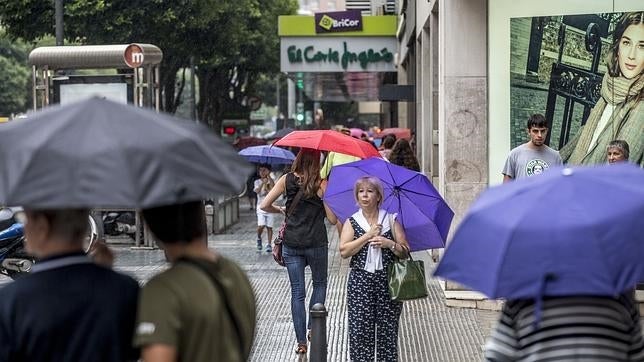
[272,182,304,267]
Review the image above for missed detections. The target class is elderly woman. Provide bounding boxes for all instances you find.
[607,139,630,164]
[339,176,410,362]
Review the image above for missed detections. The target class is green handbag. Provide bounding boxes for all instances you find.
[386,214,429,301]
[387,255,428,301]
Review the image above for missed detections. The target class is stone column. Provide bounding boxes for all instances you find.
[438,0,497,309]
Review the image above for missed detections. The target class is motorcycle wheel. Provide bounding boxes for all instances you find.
[84,212,104,253]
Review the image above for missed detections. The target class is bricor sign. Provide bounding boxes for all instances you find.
[280,37,396,72]
[315,10,363,33]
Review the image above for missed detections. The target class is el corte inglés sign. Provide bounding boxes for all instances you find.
[280,37,396,72]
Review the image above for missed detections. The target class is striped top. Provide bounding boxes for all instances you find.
[484,294,644,362]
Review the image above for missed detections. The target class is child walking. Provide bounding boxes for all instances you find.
[254,164,275,252]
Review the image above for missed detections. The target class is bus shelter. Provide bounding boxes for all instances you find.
[28,44,163,248]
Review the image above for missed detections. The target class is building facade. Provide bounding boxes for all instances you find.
[399,0,644,306]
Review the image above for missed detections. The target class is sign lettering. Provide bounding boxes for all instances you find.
[315,10,363,33]
[287,42,393,70]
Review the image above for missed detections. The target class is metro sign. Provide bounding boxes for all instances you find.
[124,44,144,68]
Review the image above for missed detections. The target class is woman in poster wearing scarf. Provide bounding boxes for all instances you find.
[560,11,644,166]
[339,176,410,362]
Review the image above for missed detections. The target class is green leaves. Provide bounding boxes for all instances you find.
[0,0,298,124]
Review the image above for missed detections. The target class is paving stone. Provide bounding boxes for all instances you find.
[0,201,499,361]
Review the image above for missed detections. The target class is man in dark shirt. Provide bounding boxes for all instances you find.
[0,208,139,362]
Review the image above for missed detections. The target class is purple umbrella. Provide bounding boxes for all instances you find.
[433,164,644,299]
[324,158,454,251]
[238,145,295,165]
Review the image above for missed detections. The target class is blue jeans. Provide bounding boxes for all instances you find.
[282,244,328,344]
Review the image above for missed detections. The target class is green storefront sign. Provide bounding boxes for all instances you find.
[287,41,393,70]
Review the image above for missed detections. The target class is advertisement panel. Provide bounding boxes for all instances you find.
[509,11,643,167]
[488,1,644,183]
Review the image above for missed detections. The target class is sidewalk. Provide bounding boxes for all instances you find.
[0,202,499,361]
[204,201,499,361]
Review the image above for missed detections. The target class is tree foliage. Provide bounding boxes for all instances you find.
[0,0,297,129]
[0,30,30,115]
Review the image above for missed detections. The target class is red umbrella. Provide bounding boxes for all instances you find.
[274,130,381,159]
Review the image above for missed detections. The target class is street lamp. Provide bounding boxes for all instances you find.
[55,0,64,46]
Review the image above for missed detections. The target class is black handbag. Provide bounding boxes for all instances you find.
[386,215,429,301]
[272,187,303,267]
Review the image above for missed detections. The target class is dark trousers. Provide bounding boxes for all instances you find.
[347,268,403,361]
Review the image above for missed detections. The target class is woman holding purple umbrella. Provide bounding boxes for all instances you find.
[339,176,410,362]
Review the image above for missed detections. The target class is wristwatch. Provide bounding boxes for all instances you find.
[390,243,396,251]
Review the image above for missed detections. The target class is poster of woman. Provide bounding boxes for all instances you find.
[510,11,643,166]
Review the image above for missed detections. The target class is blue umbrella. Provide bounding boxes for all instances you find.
[238,145,295,165]
[434,163,644,299]
[324,157,454,251]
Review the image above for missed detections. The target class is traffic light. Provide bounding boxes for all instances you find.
[223,126,236,136]
[296,102,304,123]
[296,72,304,90]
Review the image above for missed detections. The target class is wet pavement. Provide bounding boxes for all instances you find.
[0,201,499,361]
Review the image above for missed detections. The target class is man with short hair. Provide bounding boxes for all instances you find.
[0,208,140,362]
[134,201,256,362]
[503,114,562,182]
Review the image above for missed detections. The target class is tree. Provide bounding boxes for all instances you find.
[0,0,297,130]
[0,30,30,115]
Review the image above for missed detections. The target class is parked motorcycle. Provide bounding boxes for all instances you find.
[101,211,138,239]
[0,208,34,279]
[0,208,101,279]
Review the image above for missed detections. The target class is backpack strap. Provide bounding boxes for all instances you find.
[178,258,245,358]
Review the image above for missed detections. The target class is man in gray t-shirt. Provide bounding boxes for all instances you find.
[503,114,562,182]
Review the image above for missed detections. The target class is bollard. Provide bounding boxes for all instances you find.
[309,303,328,362]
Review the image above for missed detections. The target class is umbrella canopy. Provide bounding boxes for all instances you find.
[324,158,454,251]
[374,128,411,140]
[232,136,266,150]
[274,130,381,159]
[434,164,644,300]
[238,145,295,165]
[271,127,295,139]
[0,98,253,209]
[350,128,366,138]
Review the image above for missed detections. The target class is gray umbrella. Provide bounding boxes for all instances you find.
[0,98,253,208]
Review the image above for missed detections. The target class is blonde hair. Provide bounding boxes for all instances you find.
[354,176,384,208]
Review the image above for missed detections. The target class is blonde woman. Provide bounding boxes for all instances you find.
[339,176,410,361]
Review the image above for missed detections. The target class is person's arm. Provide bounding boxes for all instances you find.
[141,344,177,362]
[339,219,380,258]
[253,179,262,194]
[501,152,515,183]
[318,180,337,225]
[625,292,644,360]
[483,304,519,362]
[260,174,286,214]
[367,220,409,258]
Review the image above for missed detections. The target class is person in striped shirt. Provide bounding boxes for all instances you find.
[484,292,644,361]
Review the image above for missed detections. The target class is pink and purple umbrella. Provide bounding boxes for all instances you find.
[324,158,454,251]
